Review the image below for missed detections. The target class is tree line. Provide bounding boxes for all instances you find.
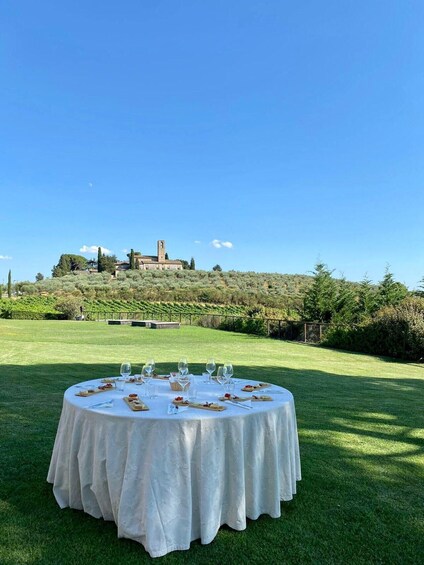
[302,262,424,361]
[302,262,409,323]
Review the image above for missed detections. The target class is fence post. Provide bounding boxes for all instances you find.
[189,313,192,326]
[267,319,270,336]
[304,323,307,343]
[278,319,281,340]
[319,324,323,341]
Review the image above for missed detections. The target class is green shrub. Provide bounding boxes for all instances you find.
[10,311,66,320]
[218,316,267,337]
[56,297,84,320]
[323,298,424,360]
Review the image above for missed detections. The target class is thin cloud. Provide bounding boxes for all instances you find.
[194,240,201,244]
[80,245,112,255]
[0,255,12,260]
[211,239,233,249]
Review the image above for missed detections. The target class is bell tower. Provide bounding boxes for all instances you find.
[157,240,166,262]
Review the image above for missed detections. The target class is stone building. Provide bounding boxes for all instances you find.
[115,240,183,272]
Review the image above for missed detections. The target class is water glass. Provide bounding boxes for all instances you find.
[147,383,158,398]
[188,380,198,402]
[115,378,125,393]
[224,380,235,396]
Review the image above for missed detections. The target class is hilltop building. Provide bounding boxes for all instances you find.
[115,240,183,273]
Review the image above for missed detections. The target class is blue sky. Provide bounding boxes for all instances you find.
[1,1,423,288]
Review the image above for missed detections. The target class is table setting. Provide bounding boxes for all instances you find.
[47,358,301,558]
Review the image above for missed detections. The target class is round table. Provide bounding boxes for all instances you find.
[47,376,301,558]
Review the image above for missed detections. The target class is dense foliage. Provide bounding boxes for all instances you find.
[323,298,424,360]
[52,254,87,277]
[303,263,408,324]
[98,252,118,274]
[0,296,64,320]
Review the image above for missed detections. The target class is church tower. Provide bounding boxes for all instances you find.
[157,240,166,262]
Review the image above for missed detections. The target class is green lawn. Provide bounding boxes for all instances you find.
[1,320,423,564]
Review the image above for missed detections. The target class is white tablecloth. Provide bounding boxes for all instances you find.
[47,377,301,558]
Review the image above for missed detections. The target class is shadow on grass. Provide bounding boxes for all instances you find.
[1,362,423,564]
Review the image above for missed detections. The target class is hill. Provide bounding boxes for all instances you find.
[14,270,313,312]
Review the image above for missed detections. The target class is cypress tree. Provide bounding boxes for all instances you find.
[190,257,196,270]
[97,247,103,272]
[130,249,135,269]
[165,252,169,260]
[7,270,12,298]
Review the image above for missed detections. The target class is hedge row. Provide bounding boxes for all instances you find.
[2,310,67,320]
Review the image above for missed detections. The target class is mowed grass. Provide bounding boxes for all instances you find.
[0,320,423,565]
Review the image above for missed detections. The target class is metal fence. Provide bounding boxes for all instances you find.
[84,310,331,343]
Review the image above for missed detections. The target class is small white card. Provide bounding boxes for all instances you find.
[167,403,188,415]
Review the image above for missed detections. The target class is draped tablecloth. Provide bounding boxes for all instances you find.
[47,377,301,558]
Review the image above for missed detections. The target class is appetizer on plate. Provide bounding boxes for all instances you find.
[123,394,150,411]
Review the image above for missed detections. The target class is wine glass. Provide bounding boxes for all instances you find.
[176,373,190,397]
[205,358,216,384]
[146,358,155,375]
[120,361,131,379]
[178,357,188,375]
[176,357,189,396]
[118,361,131,392]
[142,363,153,383]
[223,362,234,382]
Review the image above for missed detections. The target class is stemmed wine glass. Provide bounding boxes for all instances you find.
[178,357,188,376]
[205,358,216,384]
[117,361,131,392]
[146,358,155,376]
[120,361,131,380]
[177,357,189,396]
[223,362,233,382]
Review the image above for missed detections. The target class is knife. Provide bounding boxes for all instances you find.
[87,400,114,409]
[227,400,252,410]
